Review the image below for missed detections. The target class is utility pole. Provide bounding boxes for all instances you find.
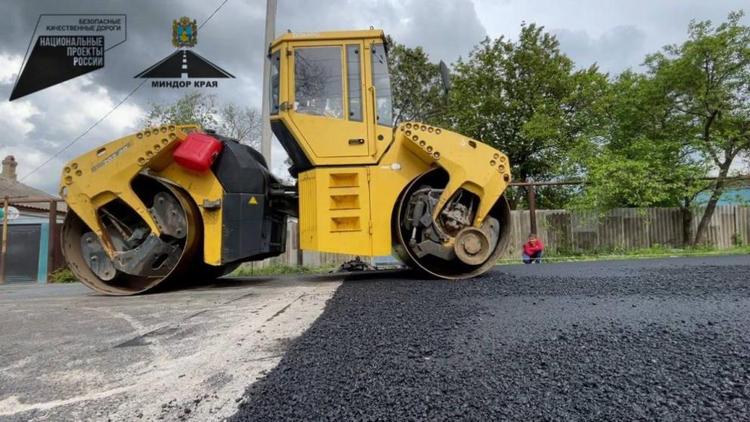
[260,0,277,167]
[526,179,538,235]
[0,197,8,284]
[48,200,58,276]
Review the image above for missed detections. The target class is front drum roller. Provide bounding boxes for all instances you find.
[394,169,511,279]
[62,177,217,295]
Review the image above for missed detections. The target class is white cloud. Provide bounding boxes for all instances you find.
[37,75,144,136]
[2,0,748,194]
[0,53,22,84]
[1,74,144,193]
[473,0,748,73]
[553,26,647,73]
[0,143,66,195]
[0,98,39,137]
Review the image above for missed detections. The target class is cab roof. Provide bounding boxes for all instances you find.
[270,29,386,49]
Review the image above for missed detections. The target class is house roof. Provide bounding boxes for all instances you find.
[0,176,66,212]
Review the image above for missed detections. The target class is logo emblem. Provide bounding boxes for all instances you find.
[135,16,233,83]
[9,14,126,100]
[172,17,197,48]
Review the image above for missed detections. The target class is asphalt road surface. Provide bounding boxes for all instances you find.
[0,277,341,421]
[2,256,749,421]
[231,256,750,421]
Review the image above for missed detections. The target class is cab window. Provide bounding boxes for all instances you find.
[270,51,280,115]
[371,43,393,127]
[346,45,363,122]
[294,47,344,119]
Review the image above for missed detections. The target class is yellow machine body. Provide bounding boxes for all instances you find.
[269,30,511,256]
[297,124,511,256]
[59,29,512,295]
[60,125,225,265]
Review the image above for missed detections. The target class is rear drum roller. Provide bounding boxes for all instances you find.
[394,169,511,279]
[61,176,203,295]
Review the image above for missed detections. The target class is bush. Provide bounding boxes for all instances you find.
[49,267,77,283]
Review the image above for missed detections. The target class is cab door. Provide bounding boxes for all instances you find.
[288,42,372,159]
[363,41,393,162]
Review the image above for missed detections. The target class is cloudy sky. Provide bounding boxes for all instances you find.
[0,0,747,194]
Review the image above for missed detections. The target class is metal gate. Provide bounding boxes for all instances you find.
[0,224,41,282]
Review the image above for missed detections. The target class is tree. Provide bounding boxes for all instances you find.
[573,12,750,245]
[144,92,219,129]
[144,92,262,149]
[446,24,609,208]
[644,11,750,244]
[219,104,262,149]
[387,37,446,126]
[573,71,710,244]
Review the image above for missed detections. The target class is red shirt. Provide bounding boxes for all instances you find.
[523,239,544,256]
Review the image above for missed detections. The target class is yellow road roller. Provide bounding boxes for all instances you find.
[59,29,512,295]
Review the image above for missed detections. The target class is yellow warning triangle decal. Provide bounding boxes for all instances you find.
[248,196,258,205]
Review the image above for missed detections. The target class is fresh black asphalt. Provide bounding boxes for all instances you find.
[231,256,750,421]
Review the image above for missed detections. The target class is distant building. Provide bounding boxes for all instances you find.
[0,155,65,217]
[717,186,750,205]
[0,155,64,283]
[696,180,750,206]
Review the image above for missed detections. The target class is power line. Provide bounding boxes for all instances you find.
[19,0,232,182]
[19,79,147,182]
[199,0,230,29]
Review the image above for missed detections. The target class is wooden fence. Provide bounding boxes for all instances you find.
[256,205,750,267]
[501,205,749,259]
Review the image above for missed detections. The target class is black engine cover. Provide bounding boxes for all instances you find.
[211,136,287,264]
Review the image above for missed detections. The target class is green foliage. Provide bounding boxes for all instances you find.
[570,65,710,210]
[733,232,745,247]
[646,10,750,177]
[219,103,262,149]
[145,91,219,128]
[387,37,446,126]
[389,15,749,215]
[49,267,77,283]
[144,92,262,148]
[532,185,580,210]
[574,11,750,244]
[649,11,750,242]
[446,24,609,207]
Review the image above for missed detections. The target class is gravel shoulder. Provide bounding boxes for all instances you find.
[231,256,750,421]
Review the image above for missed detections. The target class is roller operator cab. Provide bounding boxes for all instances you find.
[268,30,512,277]
[59,29,512,295]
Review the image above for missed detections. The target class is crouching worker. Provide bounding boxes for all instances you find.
[522,233,544,264]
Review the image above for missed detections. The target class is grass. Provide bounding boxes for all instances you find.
[229,263,336,277]
[48,267,78,283]
[45,246,750,281]
[498,244,750,264]
[46,263,336,283]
